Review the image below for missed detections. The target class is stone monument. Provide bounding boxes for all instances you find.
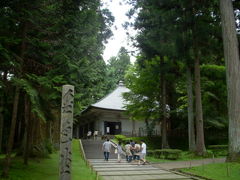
[60,85,74,180]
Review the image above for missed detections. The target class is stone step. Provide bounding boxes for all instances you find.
[92,163,136,166]
[98,170,171,176]
[82,140,117,159]
[94,167,159,172]
[93,164,152,168]
[102,174,192,180]
[83,141,194,180]
[89,159,120,162]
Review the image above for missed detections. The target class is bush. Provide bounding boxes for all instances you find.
[208,145,228,157]
[31,140,55,158]
[160,149,182,160]
[203,150,214,158]
[208,145,228,149]
[114,135,127,143]
[147,150,155,157]
[149,149,182,160]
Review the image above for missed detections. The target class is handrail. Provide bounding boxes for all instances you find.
[79,139,86,162]
[110,140,117,148]
[110,139,126,156]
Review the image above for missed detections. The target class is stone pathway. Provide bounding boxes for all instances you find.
[90,159,195,180]
[82,140,197,180]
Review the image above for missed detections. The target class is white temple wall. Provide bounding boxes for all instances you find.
[94,112,160,136]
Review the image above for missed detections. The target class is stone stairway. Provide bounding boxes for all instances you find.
[82,140,196,180]
[90,159,194,180]
[81,139,117,159]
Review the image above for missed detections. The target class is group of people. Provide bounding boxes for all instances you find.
[87,130,98,140]
[102,139,147,165]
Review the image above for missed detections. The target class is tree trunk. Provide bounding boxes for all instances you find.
[132,120,137,136]
[0,71,7,153]
[2,16,28,177]
[23,94,30,165]
[2,87,20,177]
[0,95,4,153]
[194,52,206,155]
[29,112,35,156]
[144,118,152,136]
[161,78,169,149]
[186,66,196,151]
[220,0,240,162]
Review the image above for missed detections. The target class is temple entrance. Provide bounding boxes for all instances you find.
[104,121,121,135]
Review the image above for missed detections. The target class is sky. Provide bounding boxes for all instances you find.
[101,0,137,63]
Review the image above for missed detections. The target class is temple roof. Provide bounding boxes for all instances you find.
[91,82,129,111]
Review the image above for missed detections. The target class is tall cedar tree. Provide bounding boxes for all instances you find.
[220,0,240,162]
[0,0,114,177]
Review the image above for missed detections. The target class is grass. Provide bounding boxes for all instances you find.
[72,139,97,180]
[147,151,222,163]
[0,139,97,180]
[0,153,59,180]
[181,162,240,180]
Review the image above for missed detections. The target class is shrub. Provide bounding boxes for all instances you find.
[208,145,228,157]
[114,135,127,143]
[147,150,155,157]
[153,149,182,160]
[208,145,228,149]
[31,140,55,158]
[203,150,214,158]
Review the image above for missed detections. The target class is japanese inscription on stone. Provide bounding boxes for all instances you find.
[60,85,74,180]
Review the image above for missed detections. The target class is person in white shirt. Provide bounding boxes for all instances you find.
[87,131,92,139]
[139,140,147,165]
[93,130,98,140]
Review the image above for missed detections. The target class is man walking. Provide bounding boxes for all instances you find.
[102,139,112,161]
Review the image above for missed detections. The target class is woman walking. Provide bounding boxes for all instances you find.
[117,142,123,162]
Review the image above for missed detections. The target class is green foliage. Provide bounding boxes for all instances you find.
[153,149,182,160]
[124,0,227,138]
[174,64,228,131]
[124,57,162,123]
[0,0,114,169]
[0,0,115,118]
[114,135,127,143]
[31,143,51,158]
[208,145,228,149]
[208,145,228,157]
[106,47,131,92]
[13,77,46,122]
[147,150,155,157]
[201,65,227,129]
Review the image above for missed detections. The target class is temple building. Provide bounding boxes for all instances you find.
[74,82,160,138]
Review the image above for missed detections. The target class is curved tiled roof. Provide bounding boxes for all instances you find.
[91,83,129,111]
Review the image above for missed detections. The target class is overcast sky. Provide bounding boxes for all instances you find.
[101,0,137,63]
